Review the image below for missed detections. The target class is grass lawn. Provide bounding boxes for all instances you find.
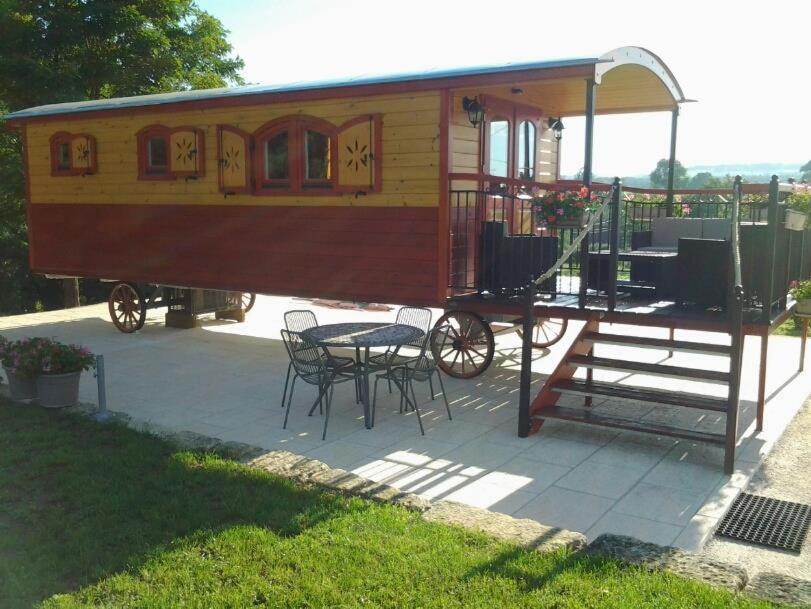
[772,316,802,337]
[0,398,775,609]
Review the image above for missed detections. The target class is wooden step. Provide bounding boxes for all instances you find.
[585,332,731,356]
[534,405,726,446]
[552,379,729,413]
[568,355,730,383]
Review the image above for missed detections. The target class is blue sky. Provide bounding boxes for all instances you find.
[196,0,809,178]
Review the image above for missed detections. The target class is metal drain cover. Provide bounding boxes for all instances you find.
[716,492,810,553]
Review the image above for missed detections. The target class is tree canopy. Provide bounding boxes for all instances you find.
[801,160,811,182]
[649,158,688,189]
[0,0,244,111]
[0,0,244,314]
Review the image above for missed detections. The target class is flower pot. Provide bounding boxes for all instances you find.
[2,366,37,402]
[784,209,808,231]
[36,371,81,408]
[795,299,811,315]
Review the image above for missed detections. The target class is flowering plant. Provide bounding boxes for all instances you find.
[0,337,53,378]
[532,186,601,226]
[38,340,96,375]
[790,280,811,302]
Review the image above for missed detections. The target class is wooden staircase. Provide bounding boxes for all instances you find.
[531,319,740,473]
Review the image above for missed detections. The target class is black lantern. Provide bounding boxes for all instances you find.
[548,117,564,142]
[462,96,485,128]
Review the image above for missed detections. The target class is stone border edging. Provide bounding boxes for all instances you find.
[14,397,808,606]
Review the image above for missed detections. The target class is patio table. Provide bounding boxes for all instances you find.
[301,322,424,429]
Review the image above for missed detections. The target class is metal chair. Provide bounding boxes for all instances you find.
[282,309,355,408]
[280,330,355,440]
[371,327,451,435]
[368,306,432,390]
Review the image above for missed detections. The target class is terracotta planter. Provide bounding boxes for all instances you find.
[795,299,811,316]
[784,209,808,231]
[36,371,81,408]
[2,366,37,402]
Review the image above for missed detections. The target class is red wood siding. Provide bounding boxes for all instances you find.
[28,204,440,306]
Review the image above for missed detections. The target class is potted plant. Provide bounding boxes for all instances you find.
[790,280,811,315]
[0,337,49,402]
[532,186,600,229]
[784,193,811,231]
[35,340,96,408]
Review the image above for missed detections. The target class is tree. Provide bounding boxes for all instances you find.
[0,0,244,314]
[688,171,713,189]
[801,161,811,183]
[649,158,688,189]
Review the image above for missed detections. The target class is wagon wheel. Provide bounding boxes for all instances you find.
[108,282,146,333]
[431,311,495,379]
[516,317,568,348]
[241,292,256,313]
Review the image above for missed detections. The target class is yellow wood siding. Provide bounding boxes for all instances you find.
[25,92,441,207]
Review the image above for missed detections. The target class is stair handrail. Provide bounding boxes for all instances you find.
[533,189,614,287]
[724,175,745,474]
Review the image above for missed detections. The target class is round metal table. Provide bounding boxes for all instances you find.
[301,322,424,429]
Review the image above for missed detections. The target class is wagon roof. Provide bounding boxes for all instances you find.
[5,47,689,122]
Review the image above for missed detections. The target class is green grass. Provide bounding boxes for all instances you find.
[772,316,802,337]
[0,399,774,609]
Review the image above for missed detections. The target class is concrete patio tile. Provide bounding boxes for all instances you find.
[445,477,536,515]
[672,513,721,552]
[587,436,671,472]
[520,436,602,468]
[586,510,682,547]
[547,422,620,446]
[614,482,708,526]
[698,481,742,520]
[515,487,614,534]
[439,441,528,471]
[642,457,725,495]
[306,440,379,470]
[370,438,461,464]
[555,460,645,500]
[487,457,570,494]
[420,418,492,444]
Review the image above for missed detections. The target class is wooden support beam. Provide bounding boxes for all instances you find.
[665,107,679,217]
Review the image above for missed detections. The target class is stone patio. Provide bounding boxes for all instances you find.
[1,294,809,551]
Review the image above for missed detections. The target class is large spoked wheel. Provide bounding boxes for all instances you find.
[108,282,146,333]
[516,317,568,348]
[431,311,495,379]
[241,292,257,313]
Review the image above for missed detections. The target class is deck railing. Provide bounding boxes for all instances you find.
[448,174,811,321]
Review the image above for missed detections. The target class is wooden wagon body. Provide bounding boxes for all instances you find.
[9,46,688,311]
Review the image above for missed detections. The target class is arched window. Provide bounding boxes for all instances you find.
[49,132,97,176]
[254,116,336,194]
[136,125,204,180]
[487,118,510,178]
[516,120,536,181]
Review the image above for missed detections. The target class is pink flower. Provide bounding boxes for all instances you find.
[578,186,589,198]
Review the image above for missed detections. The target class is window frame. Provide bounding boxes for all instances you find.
[136,125,205,181]
[49,131,97,177]
[253,115,337,195]
[479,95,541,185]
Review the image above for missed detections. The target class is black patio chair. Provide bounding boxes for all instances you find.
[282,309,355,407]
[280,329,356,440]
[371,326,452,435]
[368,306,432,391]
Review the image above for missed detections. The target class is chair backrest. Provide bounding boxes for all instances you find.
[284,310,318,333]
[651,217,703,248]
[395,306,432,350]
[412,325,449,373]
[280,329,325,378]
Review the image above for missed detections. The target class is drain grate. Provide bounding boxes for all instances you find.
[716,492,811,553]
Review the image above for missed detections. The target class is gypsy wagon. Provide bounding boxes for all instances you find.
[8,46,810,472]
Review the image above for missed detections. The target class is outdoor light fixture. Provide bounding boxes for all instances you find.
[548,117,564,141]
[462,96,485,127]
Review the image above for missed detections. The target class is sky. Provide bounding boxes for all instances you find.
[196,0,810,178]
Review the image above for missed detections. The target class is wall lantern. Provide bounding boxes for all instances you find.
[462,96,485,128]
[548,117,564,142]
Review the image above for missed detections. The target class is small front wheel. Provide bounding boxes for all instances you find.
[108,282,147,333]
[431,311,495,379]
[241,292,257,313]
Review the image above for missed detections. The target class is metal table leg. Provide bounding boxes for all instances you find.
[800,317,809,373]
[358,346,373,429]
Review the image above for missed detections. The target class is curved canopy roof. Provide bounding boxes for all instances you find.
[6,46,689,122]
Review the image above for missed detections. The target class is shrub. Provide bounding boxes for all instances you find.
[790,279,811,301]
[787,193,811,214]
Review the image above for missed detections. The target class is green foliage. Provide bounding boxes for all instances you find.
[0,400,773,609]
[649,158,688,189]
[532,186,602,226]
[790,279,811,301]
[801,160,811,182]
[787,192,811,214]
[0,0,244,315]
